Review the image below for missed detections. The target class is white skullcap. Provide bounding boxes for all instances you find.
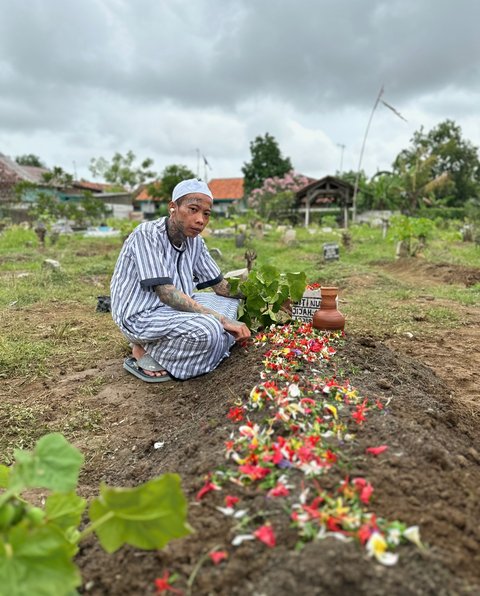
[172,178,213,202]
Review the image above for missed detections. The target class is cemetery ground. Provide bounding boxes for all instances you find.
[0,224,479,595]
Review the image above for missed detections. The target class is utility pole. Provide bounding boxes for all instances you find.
[352,85,384,223]
[336,144,346,174]
[196,148,200,178]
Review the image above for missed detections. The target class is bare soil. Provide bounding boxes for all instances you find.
[2,260,480,595]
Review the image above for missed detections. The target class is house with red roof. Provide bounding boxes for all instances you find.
[208,177,245,214]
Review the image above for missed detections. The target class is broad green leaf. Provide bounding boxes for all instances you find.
[241,276,261,297]
[45,492,86,532]
[10,433,84,493]
[227,277,242,295]
[272,284,290,311]
[286,271,307,302]
[0,465,10,489]
[0,523,80,596]
[256,264,277,284]
[262,280,280,304]
[89,473,190,553]
[247,294,266,312]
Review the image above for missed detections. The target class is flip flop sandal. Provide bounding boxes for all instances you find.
[123,355,173,383]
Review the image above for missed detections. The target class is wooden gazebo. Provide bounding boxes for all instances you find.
[295,175,354,227]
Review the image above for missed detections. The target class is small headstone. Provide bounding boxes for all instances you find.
[283,229,296,245]
[235,233,246,248]
[291,289,321,323]
[395,240,409,259]
[209,247,223,259]
[43,259,61,270]
[225,267,249,280]
[323,243,339,261]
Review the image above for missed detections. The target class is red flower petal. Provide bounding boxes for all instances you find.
[267,482,290,497]
[196,481,219,501]
[254,524,276,547]
[209,550,228,565]
[225,495,239,508]
[366,445,388,456]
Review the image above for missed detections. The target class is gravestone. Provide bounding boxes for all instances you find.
[291,289,321,323]
[283,229,296,245]
[323,242,339,261]
[235,233,246,248]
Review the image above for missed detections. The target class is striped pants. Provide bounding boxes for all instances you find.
[120,293,239,380]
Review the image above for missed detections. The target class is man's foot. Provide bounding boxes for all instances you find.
[131,344,168,378]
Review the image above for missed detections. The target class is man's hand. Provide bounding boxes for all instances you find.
[222,318,251,341]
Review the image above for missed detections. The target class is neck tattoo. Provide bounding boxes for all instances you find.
[167,218,185,247]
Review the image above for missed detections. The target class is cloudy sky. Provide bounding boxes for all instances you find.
[1,0,480,183]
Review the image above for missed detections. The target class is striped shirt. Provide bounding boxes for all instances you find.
[110,217,222,333]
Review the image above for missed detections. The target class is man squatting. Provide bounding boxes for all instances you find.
[110,178,251,382]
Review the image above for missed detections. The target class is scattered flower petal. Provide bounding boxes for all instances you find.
[232,534,255,546]
[196,480,220,501]
[366,445,388,456]
[225,495,239,508]
[403,526,425,550]
[209,550,228,565]
[254,524,276,548]
[366,533,399,566]
[154,571,182,594]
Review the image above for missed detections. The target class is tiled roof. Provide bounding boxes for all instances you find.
[74,180,117,192]
[134,182,163,202]
[208,178,244,201]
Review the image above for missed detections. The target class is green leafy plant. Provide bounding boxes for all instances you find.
[229,264,306,330]
[0,433,190,595]
[389,215,436,256]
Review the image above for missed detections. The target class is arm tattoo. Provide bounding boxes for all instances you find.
[155,284,227,324]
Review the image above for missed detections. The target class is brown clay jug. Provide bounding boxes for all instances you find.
[312,286,345,331]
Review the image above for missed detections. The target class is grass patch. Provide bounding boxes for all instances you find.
[0,222,478,383]
[0,403,49,464]
[78,376,108,397]
[61,406,105,438]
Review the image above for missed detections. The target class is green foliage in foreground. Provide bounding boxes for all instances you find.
[0,433,190,596]
[229,264,306,330]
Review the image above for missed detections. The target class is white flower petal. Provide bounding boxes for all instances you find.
[216,506,234,516]
[288,383,301,397]
[376,551,399,566]
[326,532,353,542]
[404,526,424,549]
[233,509,248,519]
[232,534,255,546]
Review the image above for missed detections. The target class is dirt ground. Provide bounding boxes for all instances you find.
[3,260,480,595]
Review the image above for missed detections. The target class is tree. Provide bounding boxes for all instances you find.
[242,133,293,196]
[393,120,480,207]
[89,151,156,190]
[41,166,74,188]
[15,154,46,168]
[147,164,196,202]
[393,148,451,214]
[368,171,404,211]
[337,170,372,211]
[248,171,310,221]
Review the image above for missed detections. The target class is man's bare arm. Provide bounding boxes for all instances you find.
[156,284,221,318]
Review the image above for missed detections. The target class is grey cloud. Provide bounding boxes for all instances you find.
[2,0,480,118]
